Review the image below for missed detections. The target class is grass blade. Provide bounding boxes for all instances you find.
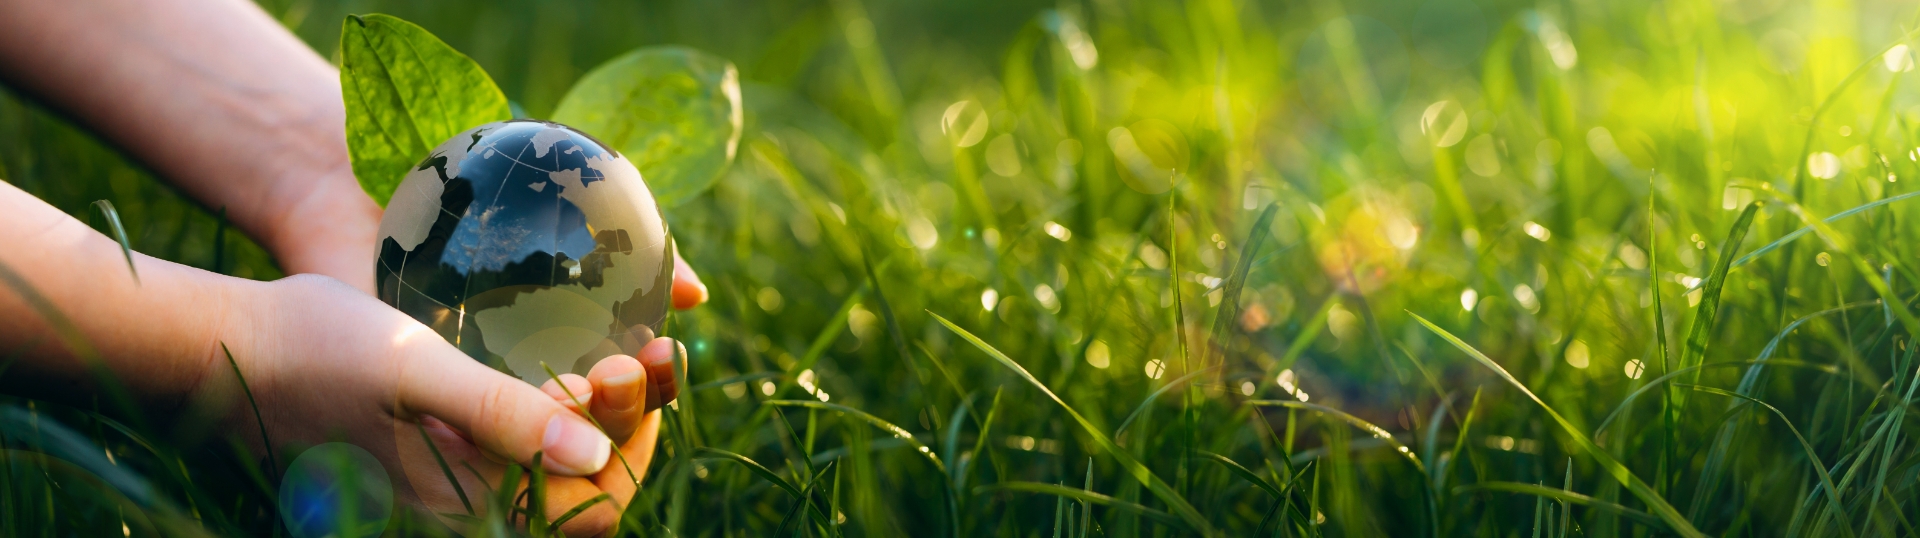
[775,461,837,537]
[1731,191,1920,268]
[1245,400,1422,473]
[414,422,471,515]
[788,286,870,392]
[691,371,780,393]
[1207,202,1281,369]
[932,311,1219,536]
[1411,312,1706,538]
[1113,365,1220,440]
[1589,361,1843,438]
[1454,482,1666,528]
[1647,179,1676,498]
[764,400,943,473]
[1676,202,1760,400]
[550,493,612,530]
[1678,384,1852,537]
[541,362,640,489]
[973,482,1185,527]
[220,343,277,483]
[695,446,803,497]
[1079,458,1092,538]
[88,200,138,284]
[1196,450,1280,497]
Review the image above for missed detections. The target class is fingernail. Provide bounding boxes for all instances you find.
[541,415,611,475]
[644,342,682,367]
[604,370,642,412]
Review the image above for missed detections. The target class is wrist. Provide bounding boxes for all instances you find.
[258,163,383,292]
[172,273,272,431]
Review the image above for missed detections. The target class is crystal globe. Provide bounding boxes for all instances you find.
[375,120,673,384]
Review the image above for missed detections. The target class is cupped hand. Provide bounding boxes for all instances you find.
[408,340,683,535]
[210,269,701,537]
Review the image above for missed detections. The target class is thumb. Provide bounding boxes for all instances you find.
[394,340,611,476]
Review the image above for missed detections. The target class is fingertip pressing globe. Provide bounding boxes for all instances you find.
[375,120,674,385]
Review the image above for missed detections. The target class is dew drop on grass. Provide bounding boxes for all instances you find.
[756,287,784,313]
[1043,221,1072,241]
[1138,242,1168,269]
[1034,284,1060,312]
[1086,340,1111,369]
[1565,339,1590,369]
[1816,252,1831,266]
[1523,221,1551,241]
[907,216,939,249]
[1511,284,1540,313]
[1887,44,1915,72]
[1808,152,1841,179]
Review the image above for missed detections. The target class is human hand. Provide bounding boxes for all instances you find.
[206,274,691,536]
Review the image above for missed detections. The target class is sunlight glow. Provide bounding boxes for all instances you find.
[1523,221,1552,241]
[1808,152,1841,179]
[1086,339,1111,369]
[1565,339,1590,369]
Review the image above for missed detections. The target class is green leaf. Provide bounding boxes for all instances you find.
[551,46,743,207]
[339,13,511,206]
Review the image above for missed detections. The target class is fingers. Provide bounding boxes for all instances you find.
[540,374,594,413]
[635,338,681,411]
[395,340,611,476]
[671,249,707,310]
[396,405,661,537]
[575,409,662,535]
[529,411,662,537]
[584,355,645,442]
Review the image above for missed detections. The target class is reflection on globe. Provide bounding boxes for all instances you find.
[375,120,673,385]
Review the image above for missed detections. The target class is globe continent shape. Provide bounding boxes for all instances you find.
[375,120,673,385]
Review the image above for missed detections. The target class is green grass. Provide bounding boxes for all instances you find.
[10,0,1920,535]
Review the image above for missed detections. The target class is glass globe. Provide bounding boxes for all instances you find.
[375,120,673,384]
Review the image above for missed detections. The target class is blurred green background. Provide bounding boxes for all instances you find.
[9,0,1920,535]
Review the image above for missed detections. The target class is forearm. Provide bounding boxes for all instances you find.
[0,0,377,287]
[0,180,243,411]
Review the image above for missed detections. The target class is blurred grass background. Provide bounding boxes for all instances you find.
[9,0,1920,535]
